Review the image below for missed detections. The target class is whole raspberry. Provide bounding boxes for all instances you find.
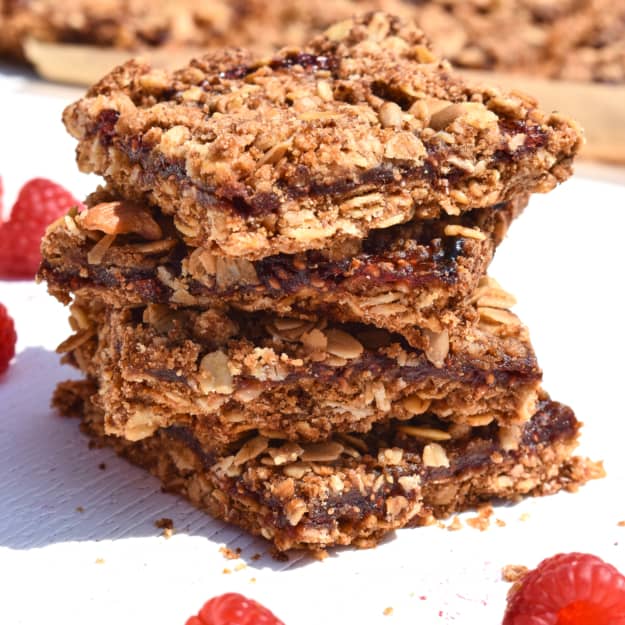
[0,177,82,278]
[0,303,17,376]
[185,593,285,625]
[503,552,625,625]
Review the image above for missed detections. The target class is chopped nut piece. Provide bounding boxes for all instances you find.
[379,101,403,128]
[379,448,403,465]
[430,102,497,131]
[87,233,116,265]
[465,414,495,427]
[398,425,452,441]
[267,443,304,466]
[422,443,450,468]
[499,425,522,451]
[284,498,307,526]
[78,201,162,240]
[479,307,520,326]
[325,329,364,360]
[301,441,344,462]
[56,329,94,353]
[443,224,486,240]
[301,328,328,353]
[282,462,312,479]
[423,328,449,368]
[402,395,431,415]
[233,436,269,466]
[398,475,421,491]
[198,351,233,394]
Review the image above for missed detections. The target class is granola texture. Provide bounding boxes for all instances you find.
[2,1,623,83]
[0,0,355,59]
[62,13,581,258]
[56,379,601,551]
[57,298,542,445]
[38,191,527,346]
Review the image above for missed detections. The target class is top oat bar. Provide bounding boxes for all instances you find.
[63,12,583,259]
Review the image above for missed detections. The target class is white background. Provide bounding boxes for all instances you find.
[1,63,625,624]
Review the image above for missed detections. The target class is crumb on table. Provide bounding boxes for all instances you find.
[154,517,174,538]
[219,546,240,560]
[502,564,529,583]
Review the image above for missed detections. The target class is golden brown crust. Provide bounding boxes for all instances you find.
[61,13,581,259]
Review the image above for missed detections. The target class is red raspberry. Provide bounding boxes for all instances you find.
[185,593,285,625]
[503,552,625,625]
[0,177,82,278]
[0,303,17,376]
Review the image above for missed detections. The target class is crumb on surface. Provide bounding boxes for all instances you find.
[311,549,329,561]
[155,517,173,529]
[249,577,257,583]
[75,506,84,513]
[271,549,289,562]
[383,607,394,616]
[502,564,529,583]
[251,553,261,561]
[98,462,106,470]
[234,562,247,572]
[519,512,531,522]
[223,568,232,574]
[154,517,174,538]
[447,516,463,531]
[495,518,506,527]
[618,520,625,527]
[466,506,493,531]
[219,546,240,560]
[95,558,105,564]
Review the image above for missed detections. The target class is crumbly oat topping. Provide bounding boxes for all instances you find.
[62,13,581,258]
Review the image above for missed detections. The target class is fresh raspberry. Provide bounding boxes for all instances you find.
[503,552,625,625]
[0,303,17,376]
[185,593,285,625]
[0,178,82,278]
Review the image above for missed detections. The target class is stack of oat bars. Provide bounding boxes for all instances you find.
[40,13,600,552]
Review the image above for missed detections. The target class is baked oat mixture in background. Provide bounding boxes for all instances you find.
[1,0,624,83]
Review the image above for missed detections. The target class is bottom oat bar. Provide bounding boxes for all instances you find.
[56,380,602,552]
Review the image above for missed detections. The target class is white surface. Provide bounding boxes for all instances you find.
[1,64,625,625]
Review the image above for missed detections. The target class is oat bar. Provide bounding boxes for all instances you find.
[58,300,542,445]
[62,13,581,259]
[39,192,526,346]
[57,379,600,552]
